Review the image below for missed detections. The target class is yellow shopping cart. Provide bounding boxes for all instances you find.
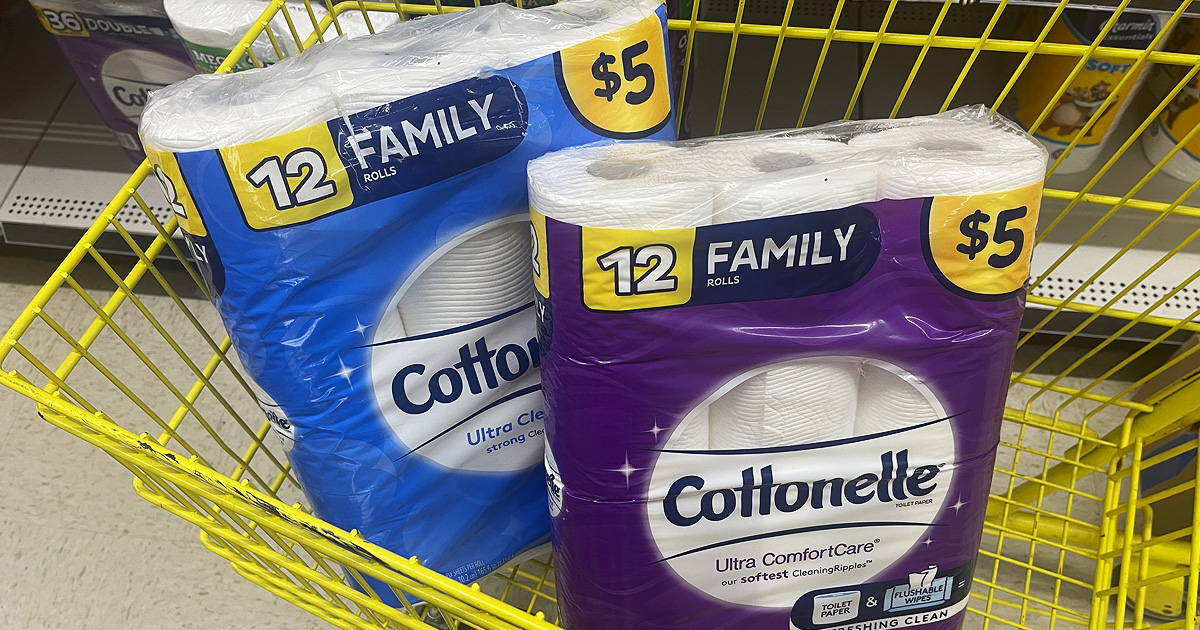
[4,1,1200,628]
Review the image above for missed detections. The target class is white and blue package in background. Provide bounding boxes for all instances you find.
[139,0,675,582]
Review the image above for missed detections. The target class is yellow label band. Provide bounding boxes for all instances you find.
[219,123,354,231]
[144,146,208,237]
[925,183,1043,299]
[580,225,694,311]
[531,207,551,299]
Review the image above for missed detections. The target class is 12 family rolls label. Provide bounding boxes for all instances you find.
[574,205,880,312]
[563,186,1042,313]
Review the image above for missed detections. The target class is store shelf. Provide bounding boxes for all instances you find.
[0,85,173,252]
[1030,87,1200,325]
[0,4,172,254]
[0,0,73,203]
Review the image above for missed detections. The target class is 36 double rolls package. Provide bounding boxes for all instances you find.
[140,0,675,585]
[529,107,1046,630]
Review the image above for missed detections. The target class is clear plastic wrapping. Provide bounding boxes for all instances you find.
[163,0,397,72]
[141,0,663,152]
[529,107,1048,630]
[140,0,675,593]
[529,106,1046,230]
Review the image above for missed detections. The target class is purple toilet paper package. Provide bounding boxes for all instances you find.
[30,0,194,160]
[529,110,1047,629]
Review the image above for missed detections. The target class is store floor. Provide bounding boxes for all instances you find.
[0,252,330,630]
[0,249,1134,630]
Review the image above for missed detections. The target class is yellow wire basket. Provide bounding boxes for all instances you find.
[5,0,1200,628]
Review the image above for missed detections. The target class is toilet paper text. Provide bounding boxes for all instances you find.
[344,94,497,168]
[644,412,955,607]
[334,78,526,201]
[706,224,857,274]
[391,334,540,414]
[35,7,182,42]
[370,303,545,472]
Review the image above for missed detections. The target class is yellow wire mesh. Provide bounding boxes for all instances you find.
[4,1,1200,629]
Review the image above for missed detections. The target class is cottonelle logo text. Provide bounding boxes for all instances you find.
[390,333,540,414]
[370,302,544,473]
[663,450,940,527]
[369,222,544,474]
[646,413,955,607]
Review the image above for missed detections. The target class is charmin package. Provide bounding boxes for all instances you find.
[529,107,1046,630]
[164,0,397,73]
[28,0,195,160]
[1004,8,1162,174]
[1142,21,1200,183]
[1144,19,1198,103]
[140,0,675,585]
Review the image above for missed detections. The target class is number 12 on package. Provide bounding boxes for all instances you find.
[580,226,695,312]
[219,124,354,230]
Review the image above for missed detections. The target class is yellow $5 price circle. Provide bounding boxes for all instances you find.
[924,183,1042,300]
[555,13,672,138]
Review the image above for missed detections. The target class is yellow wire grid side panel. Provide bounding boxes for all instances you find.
[18,382,561,630]
[0,168,560,628]
[3,0,1200,629]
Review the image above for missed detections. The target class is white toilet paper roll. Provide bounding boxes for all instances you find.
[527,137,881,229]
[684,136,882,224]
[375,309,407,342]
[848,120,1047,199]
[713,165,880,224]
[1142,119,1200,183]
[398,221,533,335]
[854,364,940,437]
[142,0,661,152]
[669,408,710,451]
[166,0,398,70]
[168,0,309,66]
[682,136,840,178]
[708,361,859,450]
[528,143,716,229]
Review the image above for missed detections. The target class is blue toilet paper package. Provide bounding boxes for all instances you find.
[140,0,674,582]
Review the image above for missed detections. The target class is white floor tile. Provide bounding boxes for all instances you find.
[0,255,332,629]
[0,520,331,629]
